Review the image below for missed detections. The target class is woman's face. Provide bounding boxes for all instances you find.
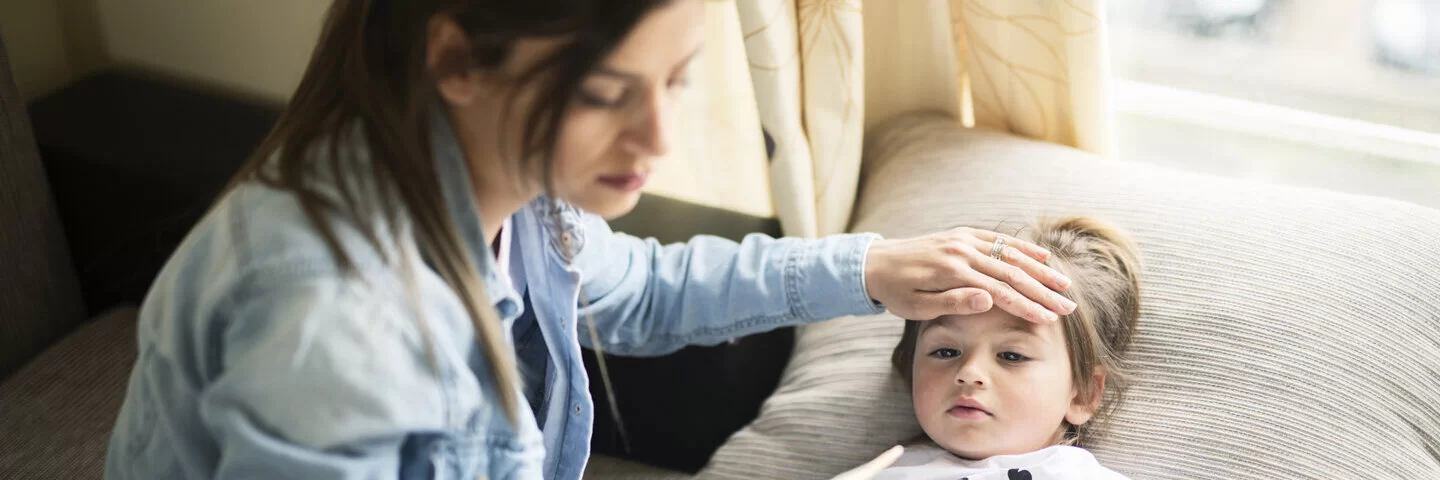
[436,0,703,219]
[551,0,702,218]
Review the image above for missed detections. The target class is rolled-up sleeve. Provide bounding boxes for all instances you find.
[575,213,885,357]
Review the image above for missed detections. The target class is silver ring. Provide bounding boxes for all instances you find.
[989,237,1008,260]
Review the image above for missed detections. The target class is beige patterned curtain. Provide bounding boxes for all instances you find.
[647,0,867,237]
[738,0,866,238]
[653,0,1111,235]
[866,0,1114,155]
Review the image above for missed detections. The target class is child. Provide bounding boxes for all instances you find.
[877,217,1143,479]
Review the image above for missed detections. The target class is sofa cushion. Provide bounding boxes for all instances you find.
[697,112,1440,479]
[0,308,138,478]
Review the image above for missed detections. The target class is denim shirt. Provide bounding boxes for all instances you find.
[104,112,884,480]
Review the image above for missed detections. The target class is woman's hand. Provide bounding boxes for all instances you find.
[865,227,1076,322]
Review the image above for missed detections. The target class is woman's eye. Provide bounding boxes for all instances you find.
[577,90,624,108]
[928,348,960,359]
[998,351,1029,363]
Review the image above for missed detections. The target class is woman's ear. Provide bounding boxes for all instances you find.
[1065,367,1107,426]
[427,14,484,106]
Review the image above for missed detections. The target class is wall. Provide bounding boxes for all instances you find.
[93,0,329,101]
[0,0,74,99]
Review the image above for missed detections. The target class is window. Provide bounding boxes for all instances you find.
[1107,0,1440,209]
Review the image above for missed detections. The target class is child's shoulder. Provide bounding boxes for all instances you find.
[878,444,1130,480]
[1036,446,1129,479]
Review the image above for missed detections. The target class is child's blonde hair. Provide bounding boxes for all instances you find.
[890,217,1143,445]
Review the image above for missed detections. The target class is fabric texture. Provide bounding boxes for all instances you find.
[0,33,88,381]
[0,308,139,479]
[698,113,1440,479]
[865,0,1113,155]
[863,0,963,130]
[739,0,867,237]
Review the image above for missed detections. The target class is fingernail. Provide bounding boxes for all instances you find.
[971,295,988,311]
[1060,296,1077,312]
[1057,275,1072,290]
[1047,311,1061,322]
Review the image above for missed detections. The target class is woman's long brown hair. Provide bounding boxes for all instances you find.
[226,0,670,424]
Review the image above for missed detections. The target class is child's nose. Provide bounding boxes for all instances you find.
[954,357,987,386]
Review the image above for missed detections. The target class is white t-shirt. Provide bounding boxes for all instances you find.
[875,444,1129,480]
[496,217,513,279]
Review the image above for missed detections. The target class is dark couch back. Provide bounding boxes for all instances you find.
[0,34,87,381]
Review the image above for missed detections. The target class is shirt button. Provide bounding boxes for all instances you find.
[573,404,582,415]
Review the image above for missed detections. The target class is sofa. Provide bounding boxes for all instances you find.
[4,29,1439,479]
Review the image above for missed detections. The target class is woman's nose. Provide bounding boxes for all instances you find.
[622,89,673,158]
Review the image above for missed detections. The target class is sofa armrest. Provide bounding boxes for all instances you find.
[0,33,88,382]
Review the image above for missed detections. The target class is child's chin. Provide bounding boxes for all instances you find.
[934,436,995,461]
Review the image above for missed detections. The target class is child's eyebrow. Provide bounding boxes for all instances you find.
[1002,321,1042,336]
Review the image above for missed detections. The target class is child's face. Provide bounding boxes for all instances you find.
[910,310,1097,459]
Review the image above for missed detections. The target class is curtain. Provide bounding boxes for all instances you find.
[738,0,866,238]
[644,0,775,220]
[653,0,1112,236]
[867,0,1114,155]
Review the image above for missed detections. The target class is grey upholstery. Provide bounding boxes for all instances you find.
[0,33,88,381]
[0,308,137,478]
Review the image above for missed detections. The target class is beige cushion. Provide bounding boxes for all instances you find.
[0,308,139,478]
[698,112,1440,479]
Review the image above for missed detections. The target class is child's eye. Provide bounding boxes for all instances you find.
[998,351,1030,363]
[928,348,960,359]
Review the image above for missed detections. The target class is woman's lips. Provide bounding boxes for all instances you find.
[598,173,648,192]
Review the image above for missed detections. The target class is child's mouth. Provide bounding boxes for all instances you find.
[947,405,991,419]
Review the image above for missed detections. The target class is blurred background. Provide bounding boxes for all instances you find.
[1107,0,1440,208]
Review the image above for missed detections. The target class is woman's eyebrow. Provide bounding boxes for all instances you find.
[591,46,703,83]
[591,67,642,83]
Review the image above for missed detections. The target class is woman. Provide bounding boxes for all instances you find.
[104,0,1076,478]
